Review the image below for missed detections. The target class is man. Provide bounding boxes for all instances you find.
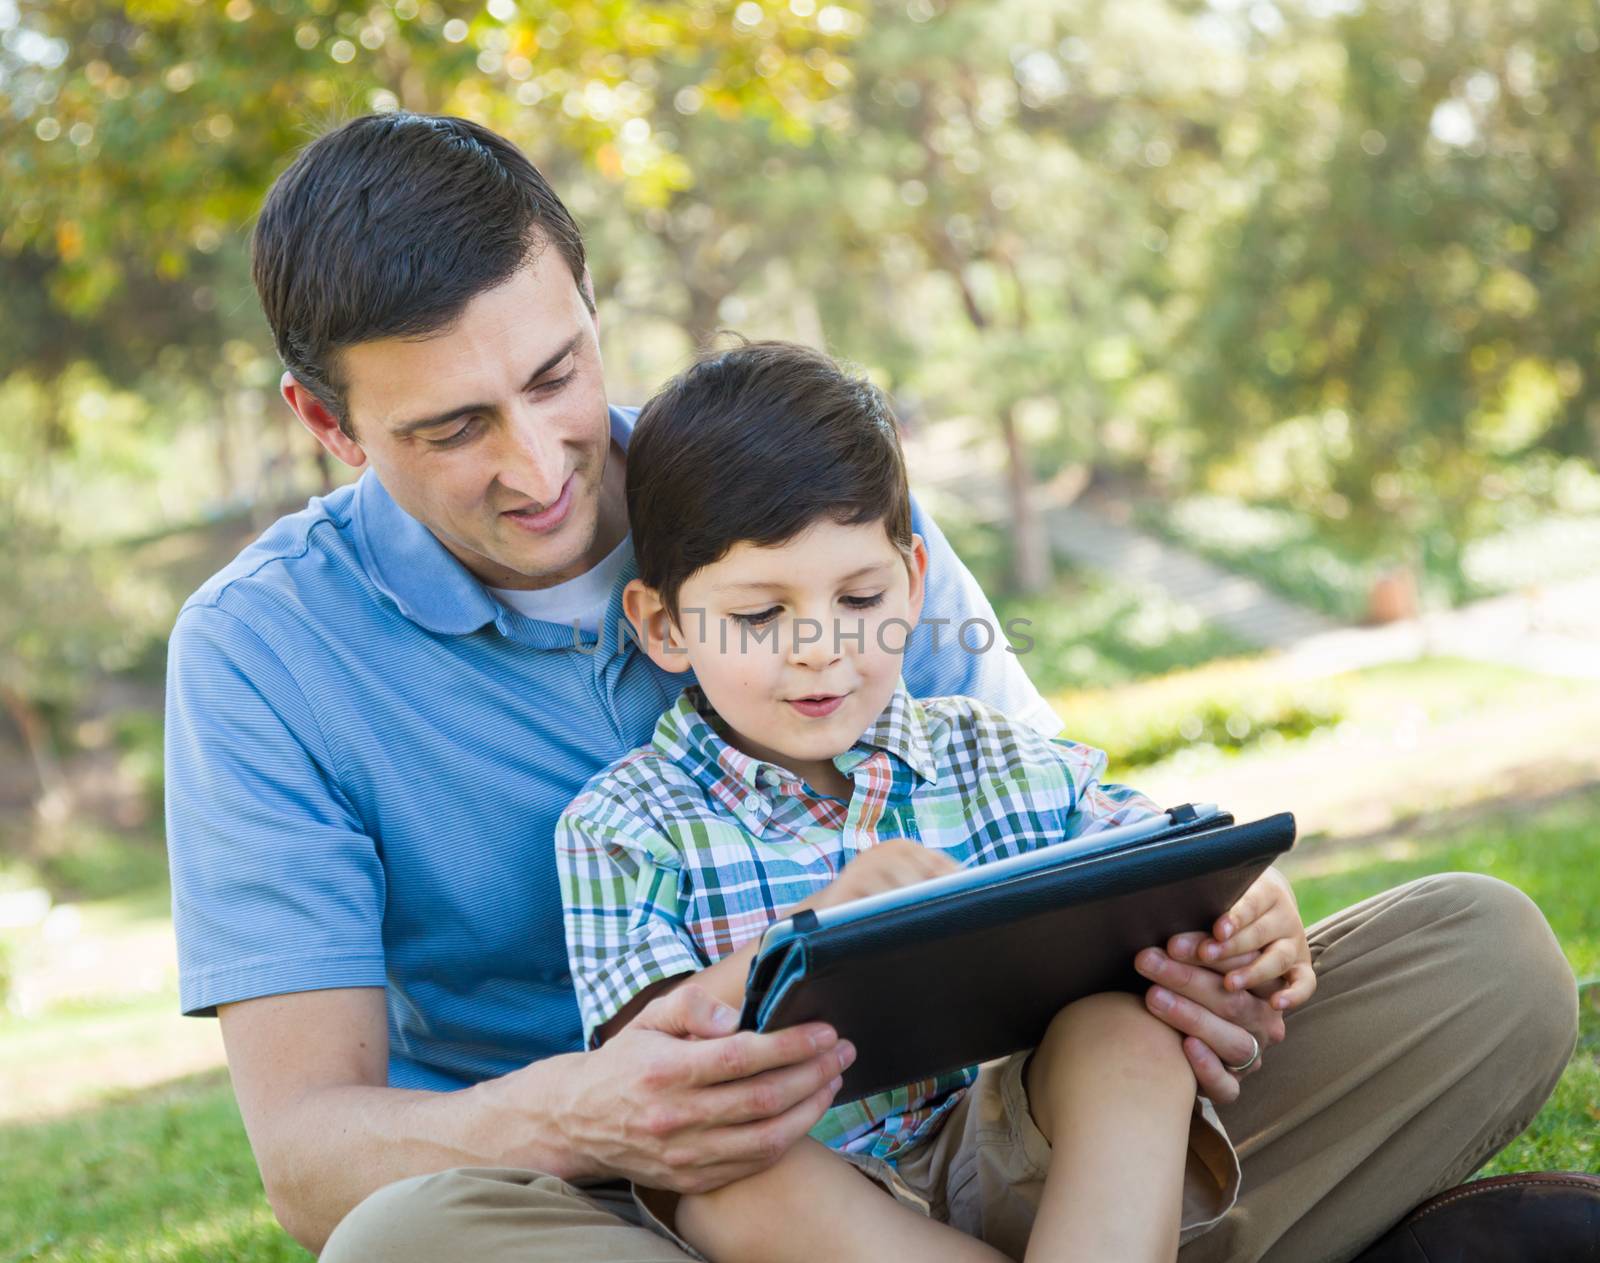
[166,114,1580,1261]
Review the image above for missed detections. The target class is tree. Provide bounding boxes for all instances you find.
[1177,0,1600,589]
[0,0,862,816]
[795,0,1241,593]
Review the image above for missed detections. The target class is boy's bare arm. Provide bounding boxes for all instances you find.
[221,983,851,1254]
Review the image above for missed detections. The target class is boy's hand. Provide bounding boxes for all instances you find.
[799,839,960,914]
[1185,867,1316,1011]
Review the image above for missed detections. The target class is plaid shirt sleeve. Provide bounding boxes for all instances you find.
[556,768,705,1048]
[1046,736,1167,838]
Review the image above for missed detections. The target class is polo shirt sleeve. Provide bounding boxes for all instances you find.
[555,778,704,1047]
[165,603,387,1017]
[902,492,1064,739]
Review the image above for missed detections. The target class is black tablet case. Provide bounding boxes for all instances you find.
[740,811,1296,1102]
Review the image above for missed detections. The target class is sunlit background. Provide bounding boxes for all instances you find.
[1,1,1597,1255]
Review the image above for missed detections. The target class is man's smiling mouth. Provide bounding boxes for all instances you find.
[502,475,575,532]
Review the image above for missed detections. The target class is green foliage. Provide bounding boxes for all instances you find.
[30,825,169,903]
[1048,658,1343,773]
[108,710,166,817]
[0,368,181,795]
[994,571,1251,696]
[3,0,1600,819]
[0,0,858,352]
[1138,495,1382,621]
[1175,0,1600,557]
[1140,492,1600,618]
[0,936,14,1014]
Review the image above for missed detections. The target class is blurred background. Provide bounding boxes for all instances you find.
[1,0,1596,1256]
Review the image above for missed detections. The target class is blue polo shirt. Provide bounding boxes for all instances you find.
[165,405,1062,1090]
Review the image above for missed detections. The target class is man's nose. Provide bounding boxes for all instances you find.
[495,404,565,506]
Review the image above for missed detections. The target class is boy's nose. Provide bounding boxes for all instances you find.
[787,617,846,668]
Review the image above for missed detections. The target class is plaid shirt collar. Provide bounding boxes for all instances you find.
[653,679,941,832]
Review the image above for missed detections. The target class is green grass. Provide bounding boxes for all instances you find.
[0,1072,311,1262]
[1288,793,1600,980]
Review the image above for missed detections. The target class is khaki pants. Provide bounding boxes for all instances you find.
[639,1053,1239,1261]
[320,874,1579,1263]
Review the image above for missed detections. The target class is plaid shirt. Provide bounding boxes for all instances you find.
[557,680,1162,1161]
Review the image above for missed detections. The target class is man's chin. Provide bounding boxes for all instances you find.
[489,523,596,586]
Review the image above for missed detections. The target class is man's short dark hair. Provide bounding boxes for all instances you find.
[251,112,589,436]
[627,340,915,622]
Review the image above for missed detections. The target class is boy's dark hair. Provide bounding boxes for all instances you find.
[628,340,914,622]
[251,112,589,437]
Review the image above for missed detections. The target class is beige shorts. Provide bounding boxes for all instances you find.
[638,1050,1239,1260]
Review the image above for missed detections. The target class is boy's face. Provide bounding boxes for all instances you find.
[628,519,928,780]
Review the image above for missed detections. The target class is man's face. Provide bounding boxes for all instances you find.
[335,246,614,589]
[662,519,928,777]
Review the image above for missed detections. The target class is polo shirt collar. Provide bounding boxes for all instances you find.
[351,405,640,639]
[350,471,501,636]
[653,678,940,833]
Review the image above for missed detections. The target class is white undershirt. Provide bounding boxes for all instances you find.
[489,533,632,637]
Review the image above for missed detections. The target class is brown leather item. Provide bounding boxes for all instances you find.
[1351,1172,1600,1262]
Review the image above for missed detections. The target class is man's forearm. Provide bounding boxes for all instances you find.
[264,1053,587,1253]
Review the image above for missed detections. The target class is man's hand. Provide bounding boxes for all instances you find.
[798,838,961,914]
[572,841,950,1178]
[1134,868,1315,1104]
[552,982,855,1194]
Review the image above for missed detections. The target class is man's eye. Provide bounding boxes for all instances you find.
[531,364,576,394]
[427,418,482,448]
[730,606,781,626]
[842,593,885,610]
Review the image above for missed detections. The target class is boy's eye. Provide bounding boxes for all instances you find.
[842,593,885,610]
[730,606,782,626]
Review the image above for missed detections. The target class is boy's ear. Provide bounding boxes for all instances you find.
[905,533,929,626]
[622,578,694,673]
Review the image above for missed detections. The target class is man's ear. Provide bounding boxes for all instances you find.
[622,578,694,673]
[282,371,366,469]
[905,533,929,626]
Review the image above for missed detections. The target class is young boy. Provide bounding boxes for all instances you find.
[557,342,1311,1262]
